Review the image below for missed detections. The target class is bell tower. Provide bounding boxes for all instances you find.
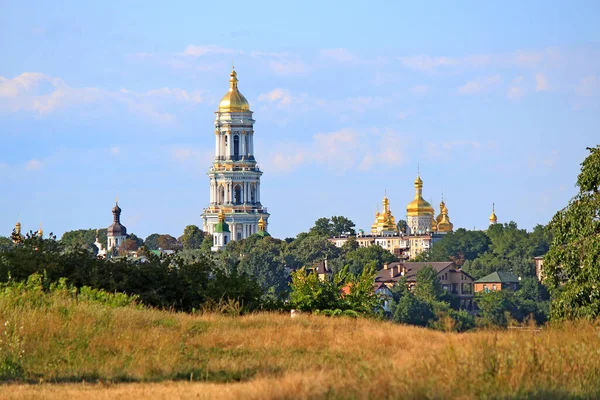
[201,68,269,247]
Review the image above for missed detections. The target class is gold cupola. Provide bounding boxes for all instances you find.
[371,194,398,234]
[489,203,498,225]
[436,202,454,233]
[218,67,250,112]
[406,174,435,217]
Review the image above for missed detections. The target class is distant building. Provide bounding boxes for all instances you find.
[329,173,455,259]
[211,209,231,252]
[533,256,545,282]
[107,200,127,253]
[375,261,475,310]
[473,271,520,293]
[201,67,269,246]
[94,230,107,258]
[308,259,332,282]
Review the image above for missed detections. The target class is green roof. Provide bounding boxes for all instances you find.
[214,221,230,233]
[256,230,271,237]
[150,250,162,256]
[474,271,520,284]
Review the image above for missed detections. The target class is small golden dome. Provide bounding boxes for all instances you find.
[218,68,250,112]
[437,213,454,233]
[407,174,434,217]
[258,216,266,231]
[489,203,498,224]
[218,209,226,223]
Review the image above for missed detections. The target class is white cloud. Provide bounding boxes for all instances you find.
[320,48,356,64]
[0,72,205,123]
[258,88,294,105]
[182,44,237,57]
[25,159,43,171]
[269,60,310,76]
[457,75,502,95]
[535,73,550,91]
[398,55,458,73]
[264,128,409,175]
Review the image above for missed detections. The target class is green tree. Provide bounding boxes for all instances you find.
[544,146,600,320]
[289,267,340,311]
[144,233,161,250]
[309,217,333,237]
[238,237,288,294]
[330,216,356,236]
[157,234,180,251]
[413,265,443,303]
[343,245,397,275]
[180,225,205,250]
[392,291,433,326]
[0,236,13,251]
[342,264,380,313]
[61,229,107,253]
[476,290,515,327]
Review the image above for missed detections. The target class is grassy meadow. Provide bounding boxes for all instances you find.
[1,279,600,399]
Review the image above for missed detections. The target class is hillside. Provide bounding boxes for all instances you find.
[1,277,600,399]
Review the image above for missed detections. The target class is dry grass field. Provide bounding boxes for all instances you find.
[1,283,600,399]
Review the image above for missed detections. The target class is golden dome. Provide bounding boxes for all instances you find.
[489,203,498,224]
[258,216,266,231]
[406,174,434,217]
[371,195,398,234]
[435,200,446,224]
[218,68,250,112]
[436,202,454,233]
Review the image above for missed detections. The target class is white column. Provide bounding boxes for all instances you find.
[215,133,219,157]
[249,133,254,156]
[241,134,246,156]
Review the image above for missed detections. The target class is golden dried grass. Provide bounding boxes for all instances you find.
[1,297,600,399]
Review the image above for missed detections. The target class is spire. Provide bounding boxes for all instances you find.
[218,208,226,223]
[258,216,266,231]
[489,202,498,225]
[38,223,43,238]
[229,66,238,91]
[112,200,122,223]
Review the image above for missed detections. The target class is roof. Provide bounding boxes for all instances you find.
[376,261,458,283]
[107,222,127,236]
[474,271,520,284]
[214,221,230,233]
[313,260,332,275]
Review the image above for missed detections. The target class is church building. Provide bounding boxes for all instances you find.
[201,68,269,247]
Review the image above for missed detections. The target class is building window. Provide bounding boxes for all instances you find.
[233,135,240,158]
[492,284,497,291]
[234,185,242,205]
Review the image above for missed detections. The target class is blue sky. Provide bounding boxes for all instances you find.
[1,1,599,240]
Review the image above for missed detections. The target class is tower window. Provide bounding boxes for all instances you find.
[234,185,242,205]
[234,135,240,158]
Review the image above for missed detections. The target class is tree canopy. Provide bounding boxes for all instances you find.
[544,145,600,320]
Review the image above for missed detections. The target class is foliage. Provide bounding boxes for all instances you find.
[180,225,205,250]
[60,228,107,253]
[308,216,356,237]
[0,236,13,251]
[544,145,600,320]
[289,265,380,315]
[391,291,433,326]
[157,234,181,251]
[413,265,443,303]
[144,233,161,250]
[237,237,289,295]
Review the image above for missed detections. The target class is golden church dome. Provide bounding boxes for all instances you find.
[406,174,434,217]
[435,200,446,225]
[489,203,498,224]
[436,201,454,233]
[371,195,398,234]
[218,68,250,112]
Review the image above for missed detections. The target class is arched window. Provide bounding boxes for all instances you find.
[234,135,240,158]
[234,185,242,205]
[250,184,256,203]
[219,186,225,204]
